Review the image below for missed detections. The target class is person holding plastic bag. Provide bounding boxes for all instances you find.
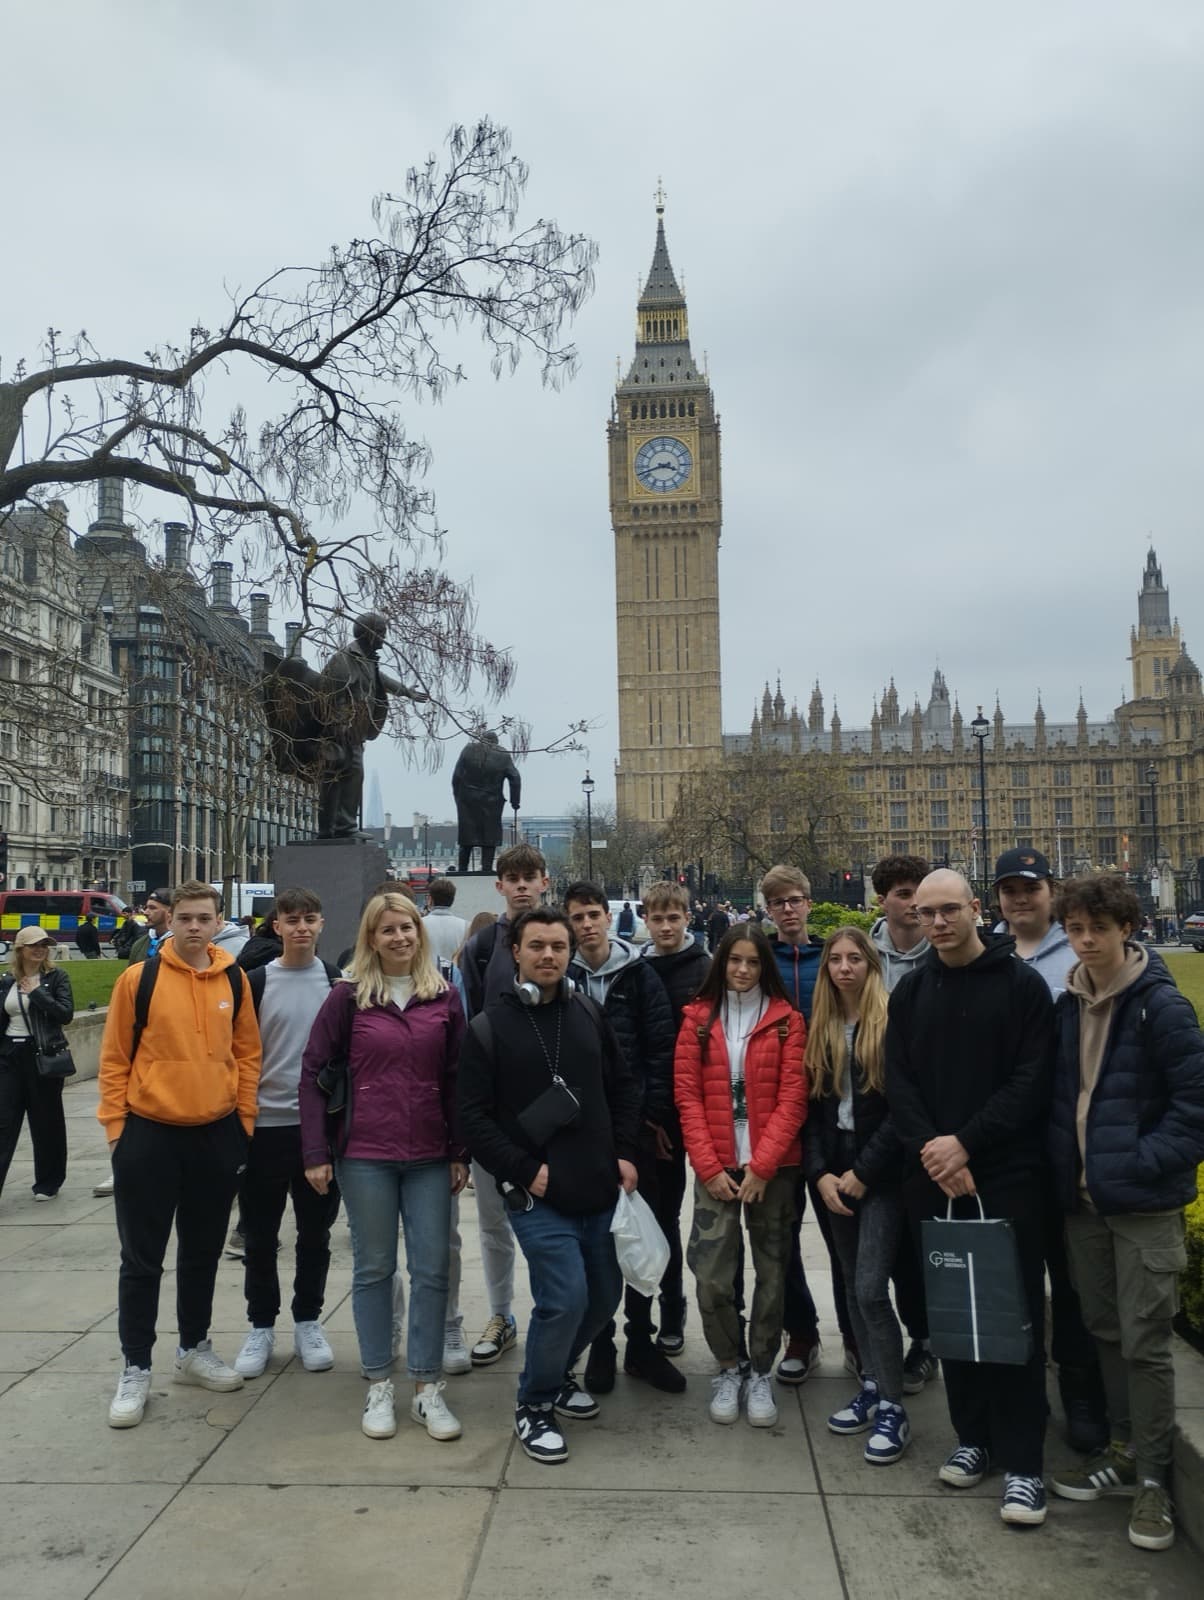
[458,907,641,1466]
[675,924,807,1429]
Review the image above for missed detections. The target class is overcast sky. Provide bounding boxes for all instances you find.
[7,1,1204,830]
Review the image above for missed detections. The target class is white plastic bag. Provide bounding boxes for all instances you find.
[609,1187,670,1297]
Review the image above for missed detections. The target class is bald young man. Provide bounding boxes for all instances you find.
[885,870,1056,1528]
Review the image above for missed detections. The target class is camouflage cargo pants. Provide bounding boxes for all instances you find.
[686,1166,797,1374]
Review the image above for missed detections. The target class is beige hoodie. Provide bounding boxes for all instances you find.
[1065,944,1148,1187]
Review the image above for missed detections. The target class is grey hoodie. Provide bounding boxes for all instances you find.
[993,919,1075,1000]
[870,917,929,993]
[570,936,639,1003]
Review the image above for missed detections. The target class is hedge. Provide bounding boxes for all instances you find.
[1185,1170,1204,1335]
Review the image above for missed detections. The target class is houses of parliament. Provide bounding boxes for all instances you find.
[609,206,1204,889]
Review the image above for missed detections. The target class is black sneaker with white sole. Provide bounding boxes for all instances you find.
[514,1403,569,1464]
[553,1374,600,1420]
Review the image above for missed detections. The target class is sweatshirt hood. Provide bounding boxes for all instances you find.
[919,929,1017,975]
[1066,941,1149,1008]
[570,936,638,1003]
[159,938,236,977]
[870,917,929,966]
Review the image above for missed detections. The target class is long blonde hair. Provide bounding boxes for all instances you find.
[345,893,447,1011]
[8,936,58,980]
[807,926,888,1098]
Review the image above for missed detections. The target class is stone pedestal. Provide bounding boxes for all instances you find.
[442,875,507,924]
[270,839,391,967]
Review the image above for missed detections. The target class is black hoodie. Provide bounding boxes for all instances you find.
[885,933,1055,1197]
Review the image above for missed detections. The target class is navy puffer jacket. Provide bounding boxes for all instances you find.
[1050,949,1204,1215]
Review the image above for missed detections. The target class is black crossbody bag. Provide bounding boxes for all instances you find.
[15,988,76,1078]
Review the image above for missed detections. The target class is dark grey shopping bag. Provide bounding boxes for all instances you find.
[921,1198,1032,1366]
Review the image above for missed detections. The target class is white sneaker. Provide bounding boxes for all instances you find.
[746,1370,779,1428]
[294,1320,334,1372]
[173,1340,244,1392]
[411,1379,462,1441]
[109,1365,152,1428]
[362,1378,397,1438]
[709,1368,744,1425]
[235,1327,275,1378]
[93,1173,115,1197]
[442,1326,471,1376]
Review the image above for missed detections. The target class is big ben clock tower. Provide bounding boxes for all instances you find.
[610,194,723,826]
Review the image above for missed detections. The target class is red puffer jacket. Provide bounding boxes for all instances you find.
[674,997,807,1182]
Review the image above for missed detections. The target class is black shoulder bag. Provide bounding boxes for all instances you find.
[16,987,76,1078]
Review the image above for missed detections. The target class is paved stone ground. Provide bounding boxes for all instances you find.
[1,1077,1202,1599]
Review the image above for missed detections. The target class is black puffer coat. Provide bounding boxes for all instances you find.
[1050,948,1204,1215]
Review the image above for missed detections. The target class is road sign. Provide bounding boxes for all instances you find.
[127,879,146,893]
[593,840,608,850]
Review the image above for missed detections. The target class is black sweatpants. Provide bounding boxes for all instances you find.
[782,1174,854,1347]
[241,1124,341,1327]
[0,1039,67,1197]
[113,1111,247,1368]
[592,1129,675,1349]
[906,1176,1048,1476]
[656,1141,688,1331]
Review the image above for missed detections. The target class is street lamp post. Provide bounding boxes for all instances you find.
[582,771,595,883]
[1146,762,1159,868]
[970,706,991,897]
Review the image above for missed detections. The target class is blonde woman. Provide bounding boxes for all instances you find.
[802,926,909,1465]
[0,926,74,1202]
[299,893,468,1444]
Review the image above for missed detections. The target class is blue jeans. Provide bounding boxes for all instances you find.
[337,1157,450,1381]
[508,1198,622,1407]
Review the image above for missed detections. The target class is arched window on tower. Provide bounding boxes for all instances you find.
[687,401,695,416]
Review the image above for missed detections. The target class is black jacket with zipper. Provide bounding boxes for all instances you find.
[0,967,74,1058]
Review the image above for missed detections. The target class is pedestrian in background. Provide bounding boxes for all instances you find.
[0,928,74,1202]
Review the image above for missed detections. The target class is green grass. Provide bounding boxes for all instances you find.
[1164,950,1204,1024]
[61,960,127,1010]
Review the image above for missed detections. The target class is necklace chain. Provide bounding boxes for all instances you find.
[525,1002,564,1083]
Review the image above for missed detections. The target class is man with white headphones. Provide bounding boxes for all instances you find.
[457,906,641,1466]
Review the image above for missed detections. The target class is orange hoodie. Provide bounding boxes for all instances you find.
[97,940,261,1142]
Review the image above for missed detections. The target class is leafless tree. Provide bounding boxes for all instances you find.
[0,118,597,758]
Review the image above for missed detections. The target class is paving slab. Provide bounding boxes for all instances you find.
[0,1223,68,1261]
[466,1489,839,1600]
[91,1484,491,1599]
[824,1490,1204,1598]
[0,1484,176,1600]
[0,1268,117,1330]
[0,1221,124,1271]
[504,1374,819,1492]
[0,1329,83,1368]
[193,1368,514,1487]
[0,1189,119,1225]
[0,1369,265,1484]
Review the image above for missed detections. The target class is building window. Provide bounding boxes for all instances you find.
[849,771,867,790]
[1095,797,1115,825]
[851,816,868,831]
[1054,797,1073,828]
[928,770,947,789]
[1013,799,1032,830]
[889,801,908,830]
[1053,764,1072,787]
[1011,766,1028,787]
[1094,763,1113,786]
[930,799,949,830]
[931,837,950,861]
[888,771,906,791]
[1098,835,1117,861]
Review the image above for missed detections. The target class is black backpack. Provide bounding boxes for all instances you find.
[246,959,342,1015]
[130,956,245,1061]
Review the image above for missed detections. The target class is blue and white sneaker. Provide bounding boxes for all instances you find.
[1000,1473,1047,1526]
[514,1402,569,1464]
[939,1444,991,1488]
[827,1382,879,1435]
[864,1402,911,1464]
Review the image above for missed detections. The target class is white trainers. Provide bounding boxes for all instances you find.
[746,1370,779,1428]
[93,1173,115,1197]
[173,1340,244,1392]
[294,1320,334,1372]
[362,1378,397,1439]
[411,1379,462,1441]
[109,1365,152,1428]
[709,1367,744,1425]
[235,1327,275,1378]
[443,1325,472,1375]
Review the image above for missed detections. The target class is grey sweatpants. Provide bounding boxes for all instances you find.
[826,1187,906,1402]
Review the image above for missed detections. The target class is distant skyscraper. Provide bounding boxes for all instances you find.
[365,770,385,829]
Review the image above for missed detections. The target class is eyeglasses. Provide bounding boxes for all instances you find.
[915,902,972,924]
[767,896,810,911]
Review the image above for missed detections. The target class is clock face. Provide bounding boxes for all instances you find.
[634,435,692,493]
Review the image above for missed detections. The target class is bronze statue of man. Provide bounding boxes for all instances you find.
[262,612,425,839]
[452,731,521,873]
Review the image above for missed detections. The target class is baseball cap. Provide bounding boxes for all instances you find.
[14,926,55,949]
[146,887,172,907]
[993,847,1052,885]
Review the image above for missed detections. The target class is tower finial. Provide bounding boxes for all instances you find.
[654,177,666,214]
